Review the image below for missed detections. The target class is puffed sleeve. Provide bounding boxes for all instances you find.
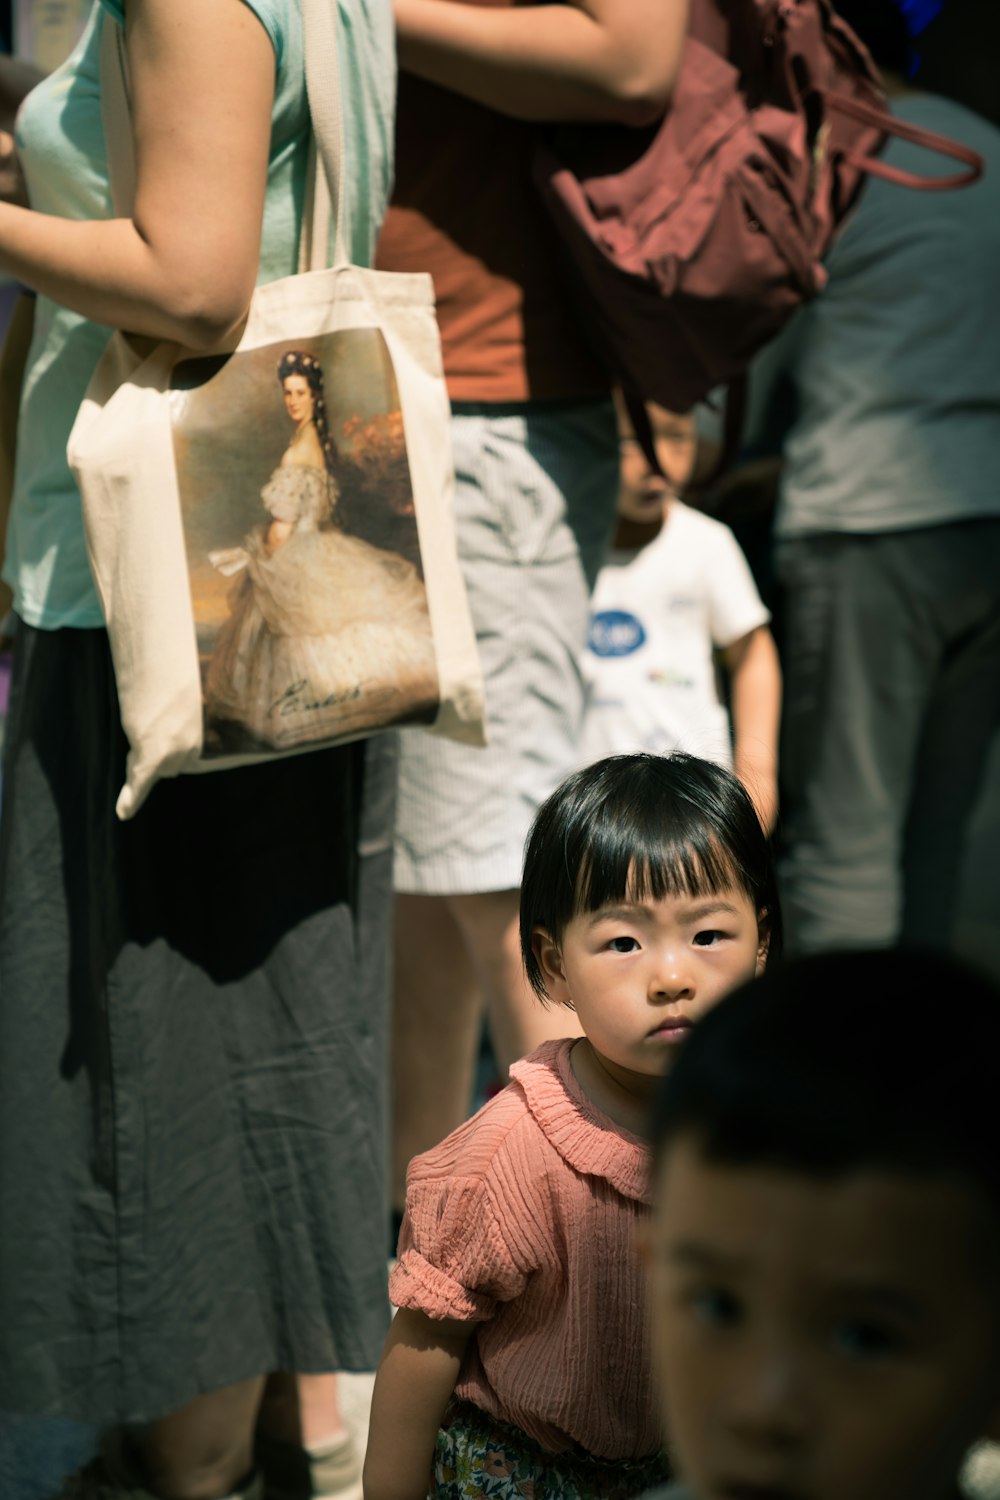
[259,468,303,523]
[390,1169,531,1324]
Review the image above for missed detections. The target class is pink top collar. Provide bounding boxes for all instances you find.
[511,1039,652,1205]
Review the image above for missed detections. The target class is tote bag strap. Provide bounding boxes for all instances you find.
[302,0,350,270]
[99,0,348,273]
[99,13,135,217]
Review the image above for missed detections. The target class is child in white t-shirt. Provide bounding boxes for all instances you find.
[581,400,781,831]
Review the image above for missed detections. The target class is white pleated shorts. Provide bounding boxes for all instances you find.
[394,398,619,895]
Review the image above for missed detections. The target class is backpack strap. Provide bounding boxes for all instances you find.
[623,388,661,482]
[824,92,985,191]
[623,378,747,495]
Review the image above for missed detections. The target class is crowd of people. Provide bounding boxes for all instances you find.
[0,0,997,1499]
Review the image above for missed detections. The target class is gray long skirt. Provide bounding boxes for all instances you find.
[0,624,394,1424]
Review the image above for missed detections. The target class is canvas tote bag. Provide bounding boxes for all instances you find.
[68,0,484,820]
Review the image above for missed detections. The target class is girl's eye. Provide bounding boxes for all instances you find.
[693,929,725,947]
[608,935,640,953]
[830,1320,902,1360]
[689,1286,742,1328]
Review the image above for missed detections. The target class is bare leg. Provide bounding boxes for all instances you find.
[256,1371,347,1448]
[254,1374,347,1452]
[133,1376,267,1499]
[448,889,581,1077]
[253,1372,363,1500]
[392,889,582,1218]
[391,893,482,1211]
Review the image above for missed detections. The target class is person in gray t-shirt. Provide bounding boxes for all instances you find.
[768,0,1000,956]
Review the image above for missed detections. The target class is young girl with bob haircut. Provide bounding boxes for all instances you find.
[364,752,781,1500]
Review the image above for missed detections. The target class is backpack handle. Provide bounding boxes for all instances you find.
[824,91,985,191]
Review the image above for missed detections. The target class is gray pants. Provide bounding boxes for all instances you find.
[776,519,1000,953]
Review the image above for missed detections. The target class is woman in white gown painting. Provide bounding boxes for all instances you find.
[204,349,438,750]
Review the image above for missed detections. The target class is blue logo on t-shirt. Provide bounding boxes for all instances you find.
[588,610,647,657]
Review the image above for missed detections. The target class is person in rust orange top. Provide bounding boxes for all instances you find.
[379,0,692,1236]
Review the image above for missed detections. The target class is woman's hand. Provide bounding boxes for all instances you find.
[0,0,275,347]
[265,520,293,556]
[393,0,690,125]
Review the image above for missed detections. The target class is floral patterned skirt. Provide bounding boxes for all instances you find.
[431,1399,672,1500]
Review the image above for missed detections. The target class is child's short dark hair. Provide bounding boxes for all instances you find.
[519,753,781,999]
[651,948,1000,1227]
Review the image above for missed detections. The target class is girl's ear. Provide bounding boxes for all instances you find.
[755,910,771,976]
[532,926,572,1006]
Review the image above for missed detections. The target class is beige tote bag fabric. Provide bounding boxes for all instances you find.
[68,0,484,820]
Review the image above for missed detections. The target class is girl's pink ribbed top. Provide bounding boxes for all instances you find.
[390,1038,660,1460]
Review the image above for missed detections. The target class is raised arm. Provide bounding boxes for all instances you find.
[393,0,690,124]
[0,0,274,348]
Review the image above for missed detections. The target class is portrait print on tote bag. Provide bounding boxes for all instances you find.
[171,328,440,758]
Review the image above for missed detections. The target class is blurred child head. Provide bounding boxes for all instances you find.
[519,754,778,1089]
[646,948,1000,1500]
[616,393,698,525]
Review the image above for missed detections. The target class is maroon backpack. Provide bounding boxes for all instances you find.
[534,0,984,417]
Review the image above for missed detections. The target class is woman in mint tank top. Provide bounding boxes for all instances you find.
[0,3,395,1498]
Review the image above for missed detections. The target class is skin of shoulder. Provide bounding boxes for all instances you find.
[282,425,326,470]
[0,0,275,347]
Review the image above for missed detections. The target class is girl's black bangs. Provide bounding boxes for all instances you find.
[571,804,749,916]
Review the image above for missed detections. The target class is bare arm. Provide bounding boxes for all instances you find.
[363,1307,475,1500]
[264,520,293,554]
[0,0,274,347]
[393,0,690,124]
[723,625,782,835]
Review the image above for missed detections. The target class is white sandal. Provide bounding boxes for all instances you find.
[255,1429,361,1500]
